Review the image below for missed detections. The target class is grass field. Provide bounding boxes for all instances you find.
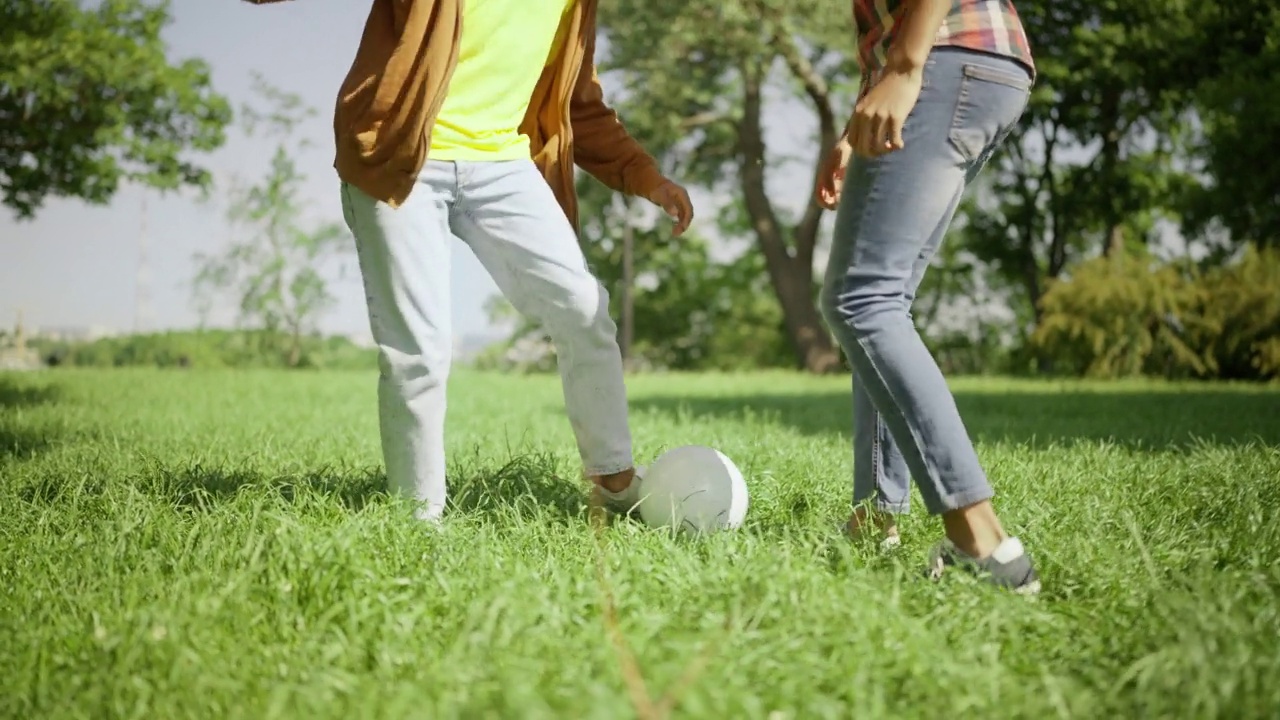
[2,369,1279,719]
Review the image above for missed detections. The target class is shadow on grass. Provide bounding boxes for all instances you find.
[447,452,591,520]
[0,378,59,409]
[17,464,389,513]
[0,376,61,463]
[0,426,56,464]
[632,387,1280,450]
[17,455,596,522]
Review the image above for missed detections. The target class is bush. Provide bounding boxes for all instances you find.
[1031,245,1280,380]
[1189,245,1280,380]
[46,330,378,371]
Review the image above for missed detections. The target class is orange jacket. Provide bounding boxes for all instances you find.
[249,0,664,228]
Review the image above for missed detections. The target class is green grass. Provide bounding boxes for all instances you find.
[2,369,1279,719]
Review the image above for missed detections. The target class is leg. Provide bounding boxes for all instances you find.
[839,219,958,538]
[340,163,457,521]
[449,160,635,492]
[821,50,1032,559]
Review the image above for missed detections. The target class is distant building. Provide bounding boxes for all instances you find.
[0,311,43,370]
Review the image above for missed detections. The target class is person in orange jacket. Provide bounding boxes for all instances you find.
[245,0,693,523]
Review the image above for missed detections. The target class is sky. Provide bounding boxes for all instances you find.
[1,0,825,345]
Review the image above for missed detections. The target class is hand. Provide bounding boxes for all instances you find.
[646,179,694,237]
[815,135,853,210]
[848,68,924,158]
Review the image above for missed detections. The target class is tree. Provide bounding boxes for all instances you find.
[0,0,230,219]
[953,1,1203,334]
[1179,1,1280,247]
[484,172,793,372]
[595,0,858,373]
[192,76,349,368]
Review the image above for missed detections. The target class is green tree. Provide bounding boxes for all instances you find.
[192,76,349,368]
[953,0,1204,335]
[0,0,230,219]
[595,0,857,372]
[1180,1,1280,247]
[575,176,792,371]
[1031,248,1210,379]
[484,173,792,372]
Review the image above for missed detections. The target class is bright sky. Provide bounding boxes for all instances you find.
[0,0,826,343]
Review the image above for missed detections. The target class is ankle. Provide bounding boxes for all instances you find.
[942,501,1006,558]
[593,468,635,494]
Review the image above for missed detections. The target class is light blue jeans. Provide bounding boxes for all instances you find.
[340,159,634,520]
[820,48,1033,516]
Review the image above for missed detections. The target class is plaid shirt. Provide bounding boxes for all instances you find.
[853,0,1035,91]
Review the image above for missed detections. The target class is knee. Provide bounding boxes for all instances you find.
[377,340,450,395]
[542,279,618,347]
[823,278,910,340]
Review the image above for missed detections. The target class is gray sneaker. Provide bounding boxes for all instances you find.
[594,465,646,516]
[927,537,1041,596]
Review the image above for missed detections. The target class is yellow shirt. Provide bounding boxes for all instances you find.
[429,0,577,161]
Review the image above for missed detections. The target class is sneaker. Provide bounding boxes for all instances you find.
[593,465,646,516]
[927,537,1041,596]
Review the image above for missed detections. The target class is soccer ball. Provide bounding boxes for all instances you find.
[638,445,748,535]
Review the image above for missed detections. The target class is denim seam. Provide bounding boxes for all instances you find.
[341,183,387,343]
[851,333,944,500]
[946,74,977,164]
[838,159,943,494]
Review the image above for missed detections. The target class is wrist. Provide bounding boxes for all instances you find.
[885,46,928,76]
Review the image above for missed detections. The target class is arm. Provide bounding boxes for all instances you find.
[568,37,665,199]
[847,0,949,156]
[817,0,949,206]
[884,0,951,78]
[569,32,693,234]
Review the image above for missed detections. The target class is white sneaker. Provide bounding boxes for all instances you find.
[595,465,645,516]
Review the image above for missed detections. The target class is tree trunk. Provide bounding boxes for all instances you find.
[288,325,303,368]
[737,58,842,374]
[1099,86,1125,258]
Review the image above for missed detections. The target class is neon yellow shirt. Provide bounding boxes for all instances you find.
[429,0,576,161]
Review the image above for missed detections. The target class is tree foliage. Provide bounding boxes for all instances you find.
[0,0,230,219]
[594,0,857,372]
[1033,247,1280,380]
[192,76,350,368]
[484,174,793,372]
[1179,1,1280,246]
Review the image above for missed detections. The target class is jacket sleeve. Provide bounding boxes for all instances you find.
[569,29,666,198]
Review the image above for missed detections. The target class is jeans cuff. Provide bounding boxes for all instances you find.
[853,493,910,514]
[929,486,995,515]
[584,459,635,477]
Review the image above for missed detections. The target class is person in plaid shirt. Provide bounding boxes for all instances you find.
[816,0,1041,594]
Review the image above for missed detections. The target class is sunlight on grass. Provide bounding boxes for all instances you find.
[2,369,1278,718]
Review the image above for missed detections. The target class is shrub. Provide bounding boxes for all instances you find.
[1031,249,1212,379]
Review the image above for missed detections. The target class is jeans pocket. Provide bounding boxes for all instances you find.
[947,63,1032,165]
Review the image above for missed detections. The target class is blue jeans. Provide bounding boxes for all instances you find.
[820,49,1032,515]
[340,160,634,520]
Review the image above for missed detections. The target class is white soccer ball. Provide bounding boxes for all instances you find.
[638,445,748,535]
